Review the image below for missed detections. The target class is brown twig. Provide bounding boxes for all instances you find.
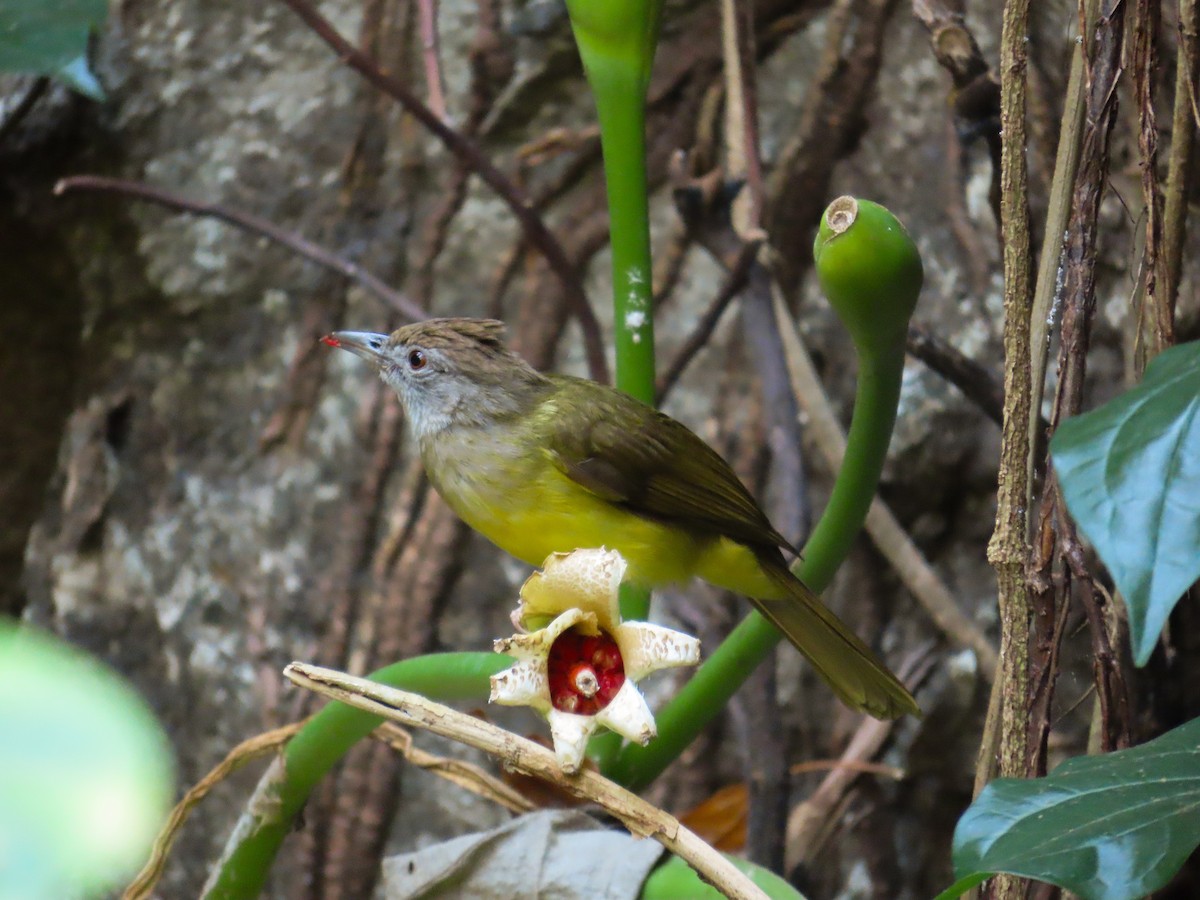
[720,0,766,236]
[785,646,937,871]
[1054,0,1123,416]
[122,720,308,900]
[767,0,897,295]
[906,323,1006,427]
[276,0,608,383]
[715,0,793,862]
[291,386,412,897]
[1131,0,1169,368]
[53,175,427,321]
[409,1,507,308]
[980,7,1035,897]
[318,494,469,899]
[1061,514,1131,752]
[912,0,988,84]
[655,240,758,401]
[1159,0,1197,347]
[488,143,603,315]
[1027,0,1096,517]
[285,663,773,900]
[912,0,1002,225]
[789,759,906,779]
[417,0,448,120]
[1025,493,1074,776]
[372,721,536,814]
[1031,0,1128,769]
[650,221,693,311]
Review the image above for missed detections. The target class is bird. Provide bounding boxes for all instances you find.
[324,318,918,719]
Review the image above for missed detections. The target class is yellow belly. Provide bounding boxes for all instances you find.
[447,462,696,586]
[423,421,784,596]
[438,457,782,598]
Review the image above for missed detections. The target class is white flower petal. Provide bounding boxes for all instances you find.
[489,549,702,773]
[594,680,657,746]
[489,659,551,711]
[518,548,625,630]
[546,709,599,774]
[614,622,701,681]
[494,608,594,660]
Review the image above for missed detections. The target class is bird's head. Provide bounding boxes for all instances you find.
[324,318,548,437]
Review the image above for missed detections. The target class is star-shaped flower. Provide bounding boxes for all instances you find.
[490,549,700,773]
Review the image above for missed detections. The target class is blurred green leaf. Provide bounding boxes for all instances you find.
[1051,340,1200,665]
[951,716,1200,900]
[641,854,806,900]
[0,623,174,899]
[931,872,989,900]
[0,0,107,99]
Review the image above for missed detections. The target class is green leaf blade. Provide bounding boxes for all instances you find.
[1051,341,1200,665]
[952,718,1200,900]
[0,0,108,99]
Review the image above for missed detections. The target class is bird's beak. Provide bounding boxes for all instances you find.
[322,331,390,366]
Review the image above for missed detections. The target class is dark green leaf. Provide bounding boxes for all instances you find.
[953,717,1200,900]
[1051,340,1200,665]
[0,0,108,99]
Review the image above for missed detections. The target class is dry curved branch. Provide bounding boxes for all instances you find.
[54,176,427,321]
[785,646,936,871]
[284,662,772,900]
[372,721,536,814]
[122,721,308,900]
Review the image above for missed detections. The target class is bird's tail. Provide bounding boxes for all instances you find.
[754,569,920,720]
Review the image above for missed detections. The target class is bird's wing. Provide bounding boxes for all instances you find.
[539,377,797,555]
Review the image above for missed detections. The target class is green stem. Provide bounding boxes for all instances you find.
[203,652,509,899]
[602,344,907,790]
[590,64,656,623]
[595,71,655,404]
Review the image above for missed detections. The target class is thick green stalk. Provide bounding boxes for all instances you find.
[602,345,907,789]
[565,0,660,621]
[603,198,921,787]
[594,70,656,405]
[591,59,656,624]
[203,652,508,899]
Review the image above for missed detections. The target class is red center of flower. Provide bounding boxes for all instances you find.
[547,627,625,715]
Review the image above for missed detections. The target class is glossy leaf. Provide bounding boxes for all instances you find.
[1051,340,1200,665]
[951,716,1200,900]
[0,0,107,99]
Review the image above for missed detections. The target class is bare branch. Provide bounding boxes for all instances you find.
[285,663,772,900]
[54,175,427,321]
[276,0,608,383]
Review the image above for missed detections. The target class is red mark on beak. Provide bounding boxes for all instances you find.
[320,335,341,348]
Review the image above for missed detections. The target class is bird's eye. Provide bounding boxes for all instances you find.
[407,349,427,371]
